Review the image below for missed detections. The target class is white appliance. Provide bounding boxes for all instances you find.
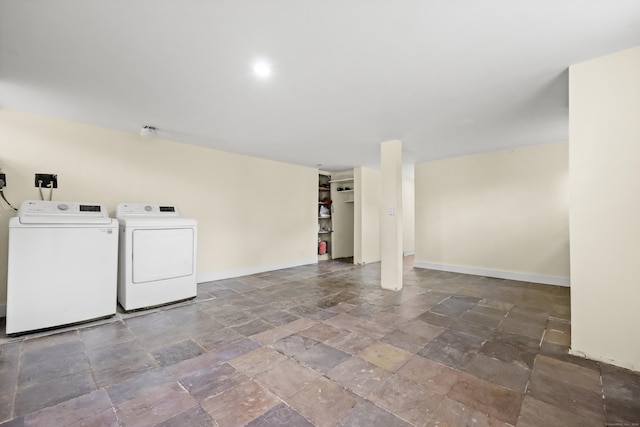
[116,203,197,310]
[6,200,118,335]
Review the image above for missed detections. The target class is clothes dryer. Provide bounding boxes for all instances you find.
[116,203,197,310]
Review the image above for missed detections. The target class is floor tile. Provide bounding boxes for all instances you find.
[254,358,321,400]
[479,330,539,370]
[369,374,444,426]
[294,342,351,374]
[18,349,89,388]
[22,390,116,427]
[281,318,318,333]
[337,400,412,427]
[166,351,225,380]
[384,304,427,319]
[396,355,460,394]
[115,382,197,426]
[258,310,301,327]
[107,369,175,405]
[525,370,605,422]
[538,341,600,371]
[13,371,96,417]
[429,296,478,318]
[323,313,364,330]
[151,339,205,367]
[196,327,245,352]
[245,403,313,427]
[327,356,392,397]
[3,257,638,426]
[216,311,257,327]
[418,329,484,371]
[287,376,359,427]
[271,333,319,357]
[20,331,80,354]
[325,331,378,355]
[211,338,261,361]
[228,347,288,376]
[80,321,136,350]
[600,364,640,423]
[179,363,247,401]
[155,406,216,427]
[358,342,413,372]
[232,319,274,337]
[447,372,523,425]
[466,353,531,392]
[201,380,280,427]
[380,329,432,353]
[298,322,341,342]
[249,327,292,345]
[496,316,545,341]
[352,319,396,339]
[543,329,571,346]
[400,319,446,340]
[532,354,601,394]
[516,395,600,427]
[415,311,454,328]
[425,397,511,427]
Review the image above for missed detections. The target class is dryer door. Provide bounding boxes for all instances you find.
[132,228,194,283]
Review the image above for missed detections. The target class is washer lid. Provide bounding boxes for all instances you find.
[17,200,113,224]
[116,202,181,219]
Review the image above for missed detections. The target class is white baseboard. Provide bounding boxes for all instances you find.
[413,261,570,287]
[197,257,318,283]
[403,250,415,256]
[0,303,5,318]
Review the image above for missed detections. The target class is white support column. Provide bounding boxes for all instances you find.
[380,139,403,291]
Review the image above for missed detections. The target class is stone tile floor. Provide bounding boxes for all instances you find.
[0,256,639,426]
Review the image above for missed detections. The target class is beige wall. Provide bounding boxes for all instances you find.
[402,176,415,255]
[330,171,355,259]
[380,140,403,290]
[354,166,381,264]
[0,109,318,309]
[354,167,414,265]
[569,46,640,371]
[414,142,570,285]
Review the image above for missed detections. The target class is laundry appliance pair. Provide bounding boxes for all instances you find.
[6,201,197,335]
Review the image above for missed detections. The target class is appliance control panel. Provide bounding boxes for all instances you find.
[116,203,180,218]
[17,200,112,224]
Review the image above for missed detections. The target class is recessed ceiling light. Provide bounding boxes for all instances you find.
[252,59,273,79]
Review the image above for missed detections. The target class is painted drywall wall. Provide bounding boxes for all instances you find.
[330,171,355,259]
[0,109,318,308]
[354,166,381,264]
[354,167,413,265]
[402,176,415,255]
[414,141,569,285]
[569,46,640,371]
[380,140,403,290]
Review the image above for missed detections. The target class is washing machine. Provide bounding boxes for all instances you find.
[116,203,197,310]
[6,200,119,335]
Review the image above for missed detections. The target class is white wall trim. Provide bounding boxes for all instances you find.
[197,257,318,283]
[0,303,5,318]
[414,261,570,287]
[403,250,415,256]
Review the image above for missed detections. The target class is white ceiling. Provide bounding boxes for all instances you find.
[2,1,640,174]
